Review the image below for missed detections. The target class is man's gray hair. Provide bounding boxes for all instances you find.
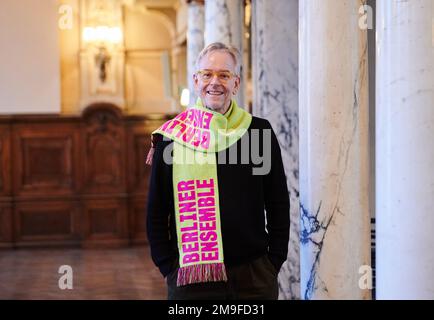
[195,42,242,75]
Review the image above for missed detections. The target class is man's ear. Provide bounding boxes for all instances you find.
[193,73,199,92]
[233,76,240,93]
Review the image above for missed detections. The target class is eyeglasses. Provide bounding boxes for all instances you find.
[196,70,238,83]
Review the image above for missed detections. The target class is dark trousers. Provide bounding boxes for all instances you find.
[166,255,279,300]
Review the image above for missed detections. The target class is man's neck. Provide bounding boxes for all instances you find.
[205,101,231,115]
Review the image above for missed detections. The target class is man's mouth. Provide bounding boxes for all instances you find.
[206,90,224,96]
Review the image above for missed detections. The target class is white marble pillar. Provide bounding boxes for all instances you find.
[204,0,245,108]
[251,0,300,300]
[187,0,205,106]
[299,0,371,299]
[376,0,434,299]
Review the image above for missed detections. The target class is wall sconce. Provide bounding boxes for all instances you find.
[82,26,123,83]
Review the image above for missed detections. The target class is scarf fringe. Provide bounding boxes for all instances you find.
[145,134,158,166]
[145,147,155,166]
[176,263,227,287]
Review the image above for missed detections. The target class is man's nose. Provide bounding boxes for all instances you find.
[208,73,222,84]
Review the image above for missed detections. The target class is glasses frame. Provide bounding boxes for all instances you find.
[195,69,239,83]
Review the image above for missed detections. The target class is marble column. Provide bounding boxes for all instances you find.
[187,0,204,106]
[376,0,434,299]
[204,0,245,108]
[299,0,371,299]
[251,0,300,300]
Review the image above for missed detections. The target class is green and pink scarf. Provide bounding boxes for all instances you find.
[147,99,252,286]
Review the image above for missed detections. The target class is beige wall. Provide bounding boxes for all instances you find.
[124,6,173,50]
[172,45,187,99]
[0,0,60,114]
[173,1,187,106]
[59,0,80,114]
[176,1,188,39]
[0,0,186,115]
[124,5,177,114]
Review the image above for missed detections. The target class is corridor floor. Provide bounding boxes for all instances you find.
[0,246,166,299]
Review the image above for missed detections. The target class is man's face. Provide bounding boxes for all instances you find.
[193,50,240,114]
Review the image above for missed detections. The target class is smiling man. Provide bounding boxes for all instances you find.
[146,42,290,300]
[193,47,240,114]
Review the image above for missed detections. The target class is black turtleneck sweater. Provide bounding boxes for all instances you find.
[146,116,290,277]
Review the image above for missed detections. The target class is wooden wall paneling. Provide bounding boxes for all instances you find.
[82,198,129,248]
[13,200,81,247]
[0,124,11,197]
[126,118,167,244]
[126,121,152,195]
[126,122,150,244]
[0,203,13,247]
[12,123,79,199]
[129,196,148,245]
[81,104,127,195]
[0,106,172,249]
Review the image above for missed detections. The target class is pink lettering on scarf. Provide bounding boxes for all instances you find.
[177,179,219,265]
[160,110,214,150]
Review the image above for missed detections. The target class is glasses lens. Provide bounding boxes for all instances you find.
[200,71,213,80]
[217,71,232,81]
[198,70,234,82]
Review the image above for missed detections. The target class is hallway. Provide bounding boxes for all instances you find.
[0,247,166,299]
[0,0,433,299]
